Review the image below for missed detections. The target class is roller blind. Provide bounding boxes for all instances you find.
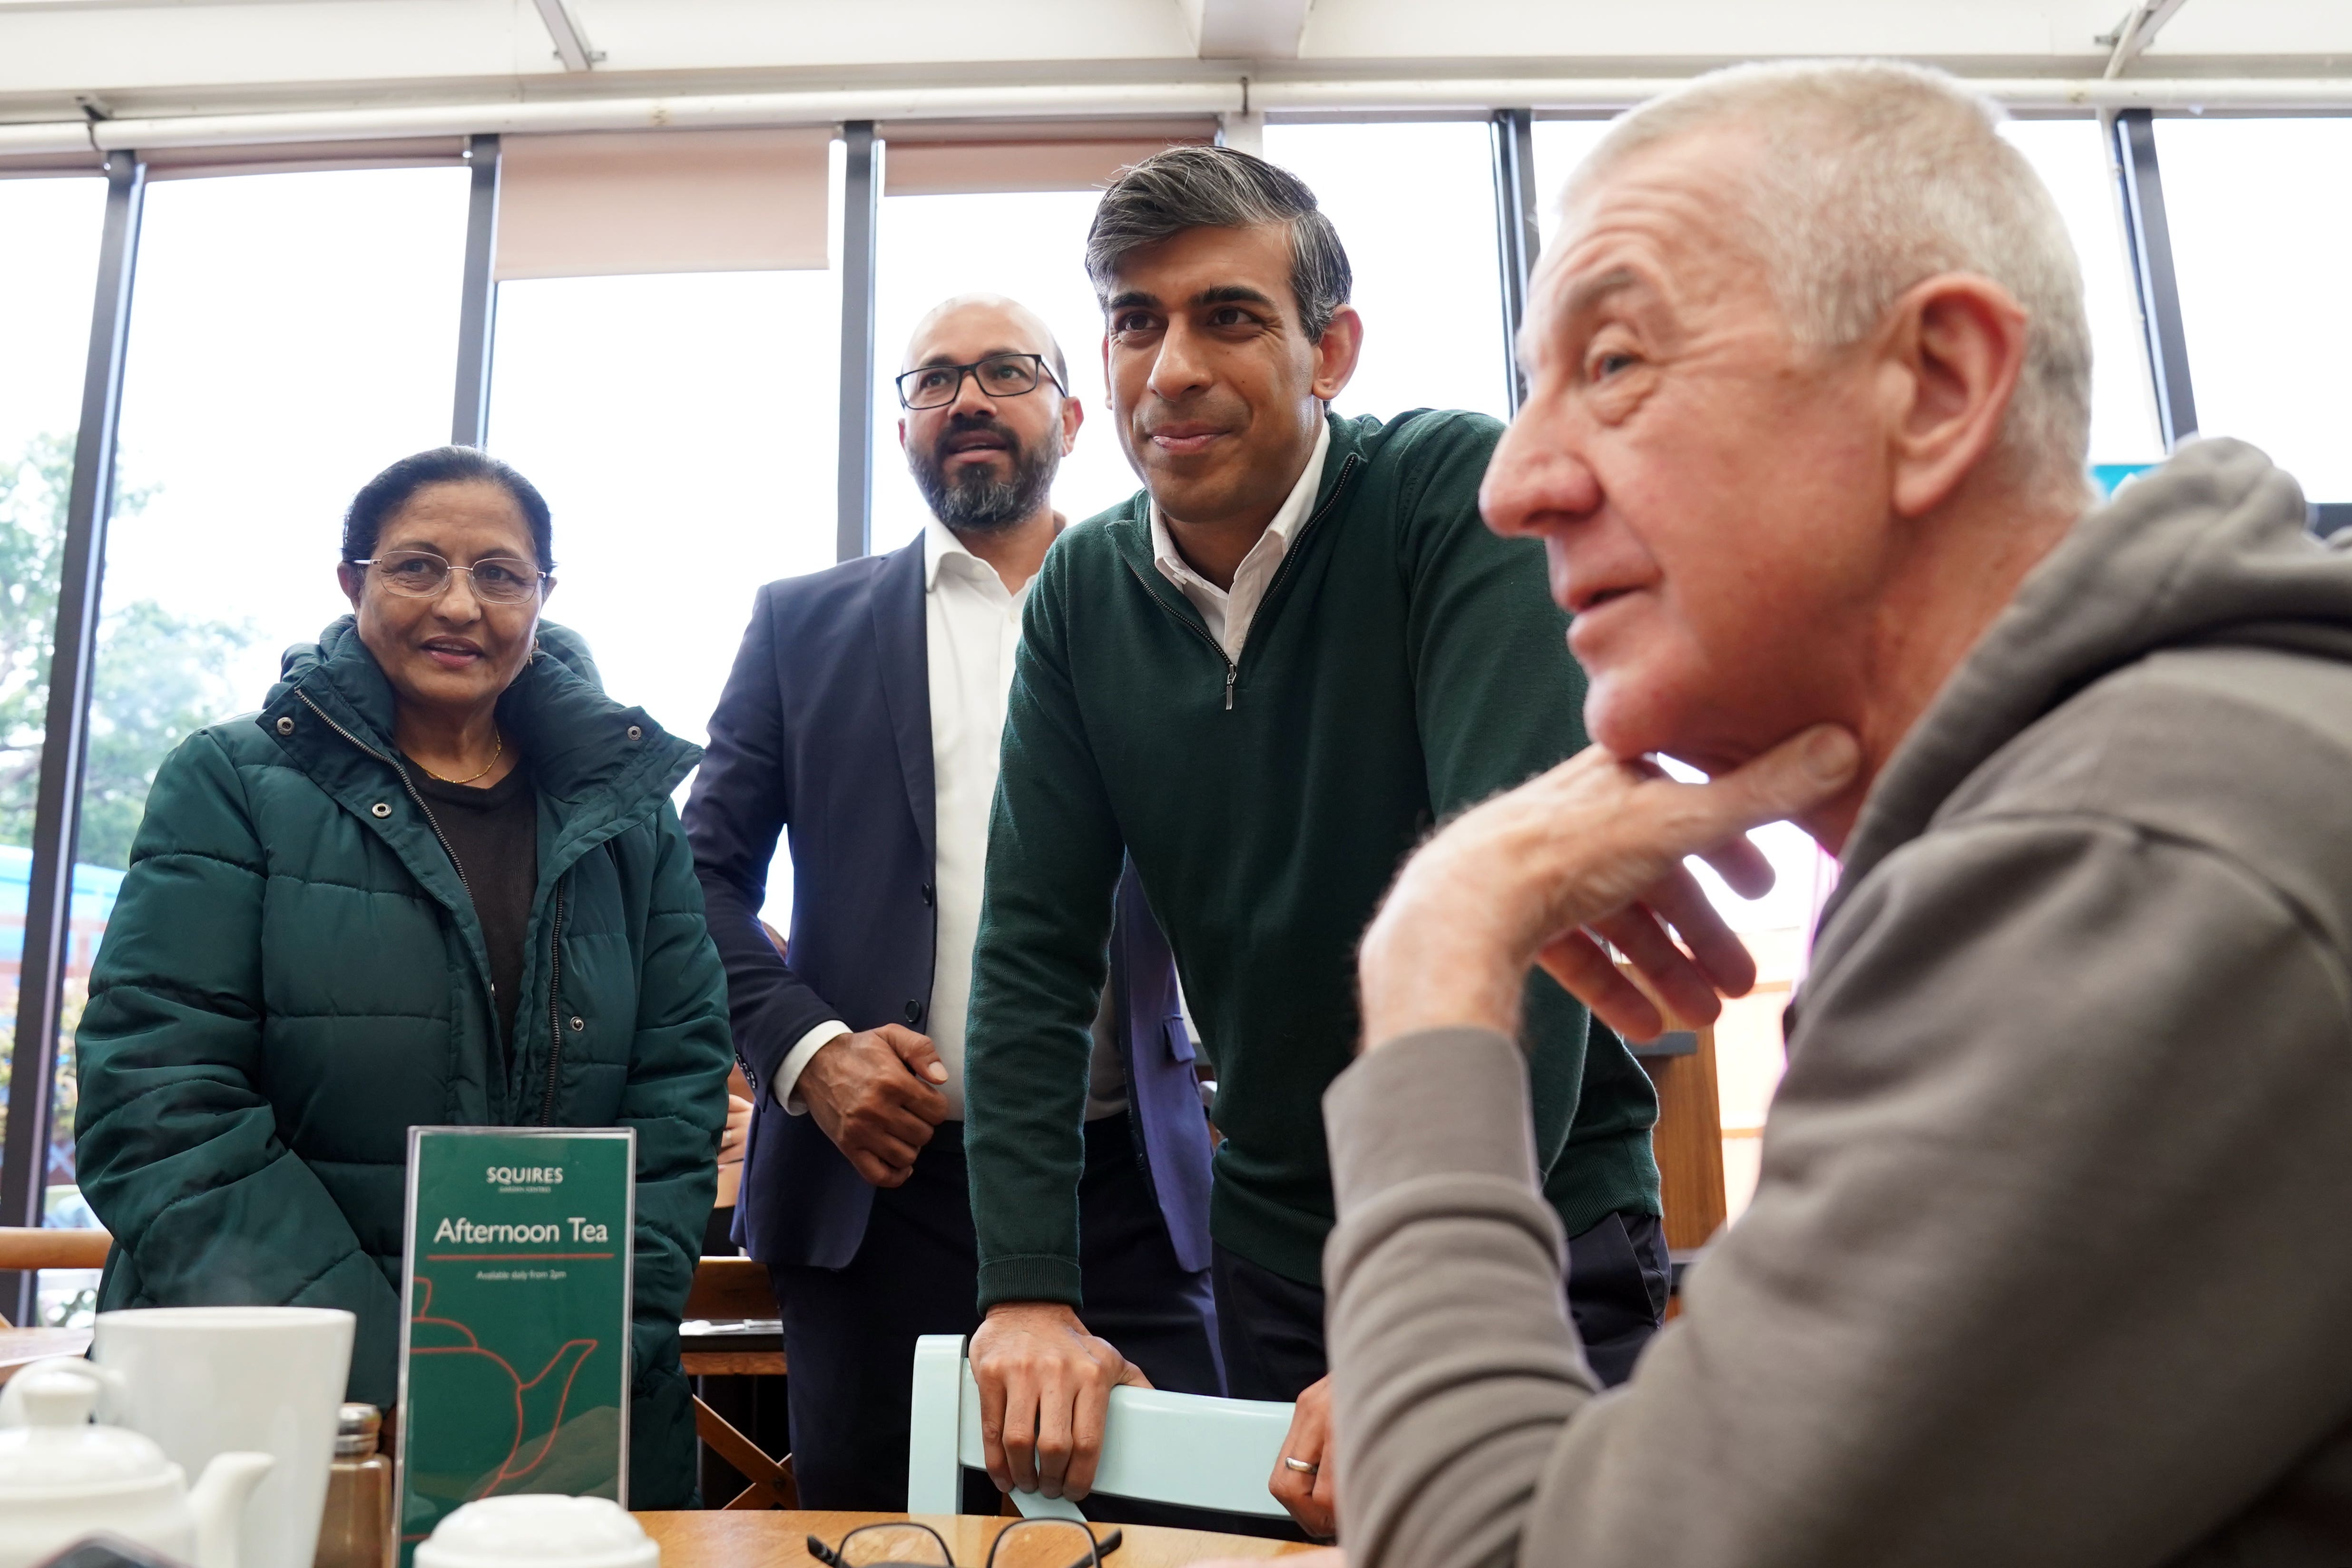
[882,136,1208,197]
[494,127,831,281]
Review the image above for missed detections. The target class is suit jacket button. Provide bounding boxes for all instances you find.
[921,883,934,906]
[904,1000,922,1024]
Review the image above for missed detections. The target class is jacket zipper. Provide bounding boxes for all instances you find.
[538,881,568,1126]
[295,687,541,1118]
[1124,562,1251,710]
[293,690,470,896]
[1123,557,1240,706]
[1244,451,1361,644]
[1124,451,1363,713]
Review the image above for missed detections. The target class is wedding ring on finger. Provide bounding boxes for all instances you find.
[1283,1456,1319,1474]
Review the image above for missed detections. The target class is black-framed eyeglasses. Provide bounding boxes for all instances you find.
[805,1519,1120,1568]
[353,550,548,606]
[895,352,1065,411]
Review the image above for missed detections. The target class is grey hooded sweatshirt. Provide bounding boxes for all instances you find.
[1323,439,2352,1567]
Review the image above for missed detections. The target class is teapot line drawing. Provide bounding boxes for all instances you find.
[409,1274,602,1499]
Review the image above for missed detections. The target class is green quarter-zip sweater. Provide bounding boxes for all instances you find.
[965,409,1661,1309]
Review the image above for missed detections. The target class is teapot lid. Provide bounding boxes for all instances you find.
[0,1368,178,1498]
[416,1497,657,1568]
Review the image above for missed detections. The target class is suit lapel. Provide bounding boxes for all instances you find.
[870,536,936,871]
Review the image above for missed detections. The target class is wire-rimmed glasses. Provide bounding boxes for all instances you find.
[352,550,548,605]
[804,1519,1120,1568]
[895,352,1066,411]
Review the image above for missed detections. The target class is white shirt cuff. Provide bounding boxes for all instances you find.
[773,1020,850,1115]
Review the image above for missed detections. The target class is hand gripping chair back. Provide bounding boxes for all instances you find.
[906,1335,1294,1519]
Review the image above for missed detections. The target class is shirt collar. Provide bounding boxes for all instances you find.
[922,515,969,592]
[925,512,1064,594]
[1151,412,1333,585]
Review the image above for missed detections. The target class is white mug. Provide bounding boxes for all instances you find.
[90,1307,354,1568]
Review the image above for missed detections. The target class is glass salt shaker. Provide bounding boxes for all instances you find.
[313,1401,392,1568]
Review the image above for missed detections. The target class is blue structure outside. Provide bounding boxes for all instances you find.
[0,845,124,968]
[2093,462,2158,498]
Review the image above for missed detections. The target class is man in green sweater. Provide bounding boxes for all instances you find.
[962,146,1664,1534]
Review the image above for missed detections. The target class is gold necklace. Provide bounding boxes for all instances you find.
[420,728,503,786]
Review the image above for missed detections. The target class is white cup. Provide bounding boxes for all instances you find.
[90,1306,354,1568]
[415,1497,658,1568]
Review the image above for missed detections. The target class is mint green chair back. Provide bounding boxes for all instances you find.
[906,1333,1295,1519]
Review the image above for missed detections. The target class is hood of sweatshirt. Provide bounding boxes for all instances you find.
[1822,437,2352,929]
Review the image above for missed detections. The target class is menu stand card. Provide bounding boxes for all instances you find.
[396,1127,635,1561]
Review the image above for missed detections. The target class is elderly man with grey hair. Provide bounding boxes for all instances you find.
[1314,59,2352,1567]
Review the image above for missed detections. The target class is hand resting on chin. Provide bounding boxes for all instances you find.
[1358,725,1860,1048]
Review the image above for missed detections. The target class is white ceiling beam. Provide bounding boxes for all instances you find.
[1181,0,1312,60]
[5,2,2350,109]
[530,0,600,72]
[8,71,2352,161]
[2101,0,2194,78]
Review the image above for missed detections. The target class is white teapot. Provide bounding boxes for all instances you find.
[0,1366,272,1568]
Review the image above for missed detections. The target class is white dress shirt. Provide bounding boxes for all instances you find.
[1150,415,1330,662]
[772,516,1127,1123]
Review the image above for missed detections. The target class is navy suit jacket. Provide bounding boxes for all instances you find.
[684,535,1214,1274]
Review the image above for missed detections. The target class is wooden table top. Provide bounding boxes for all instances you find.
[633,1511,1322,1568]
[0,1326,92,1385]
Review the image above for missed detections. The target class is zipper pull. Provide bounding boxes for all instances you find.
[1223,665,1237,711]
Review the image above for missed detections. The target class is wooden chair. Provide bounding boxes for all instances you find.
[1620,970,1729,1319]
[1628,1019,1729,1259]
[682,1254,796,1509]
[0,1227,112,1328]
[0,1227,111,1274]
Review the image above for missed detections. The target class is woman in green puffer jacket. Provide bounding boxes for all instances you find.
[72,446,734,1508]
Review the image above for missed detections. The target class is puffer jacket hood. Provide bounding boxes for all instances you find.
[1828,437,2352,921]
[267,615,698,829]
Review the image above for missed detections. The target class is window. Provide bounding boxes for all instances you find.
[1529,117,1612,246]
[1998,118,2165,469]
[2156,116,2352,500]
[869,187,1133,555]
[489,269,842,749]
[58,166,471,1230]
[0,174,106,1252]
[1263,121,1512,422]
[489,123,843,935]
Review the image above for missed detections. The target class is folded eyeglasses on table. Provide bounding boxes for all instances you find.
[806,1520,1123,1568]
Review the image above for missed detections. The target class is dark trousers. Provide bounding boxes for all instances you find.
[769,1116,1221,1513]
[1213,1208,1670,1401]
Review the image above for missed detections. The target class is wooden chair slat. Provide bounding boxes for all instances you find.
[0,1227,111,1272]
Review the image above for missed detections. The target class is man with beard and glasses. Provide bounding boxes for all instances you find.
[686,294,1222,1512]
